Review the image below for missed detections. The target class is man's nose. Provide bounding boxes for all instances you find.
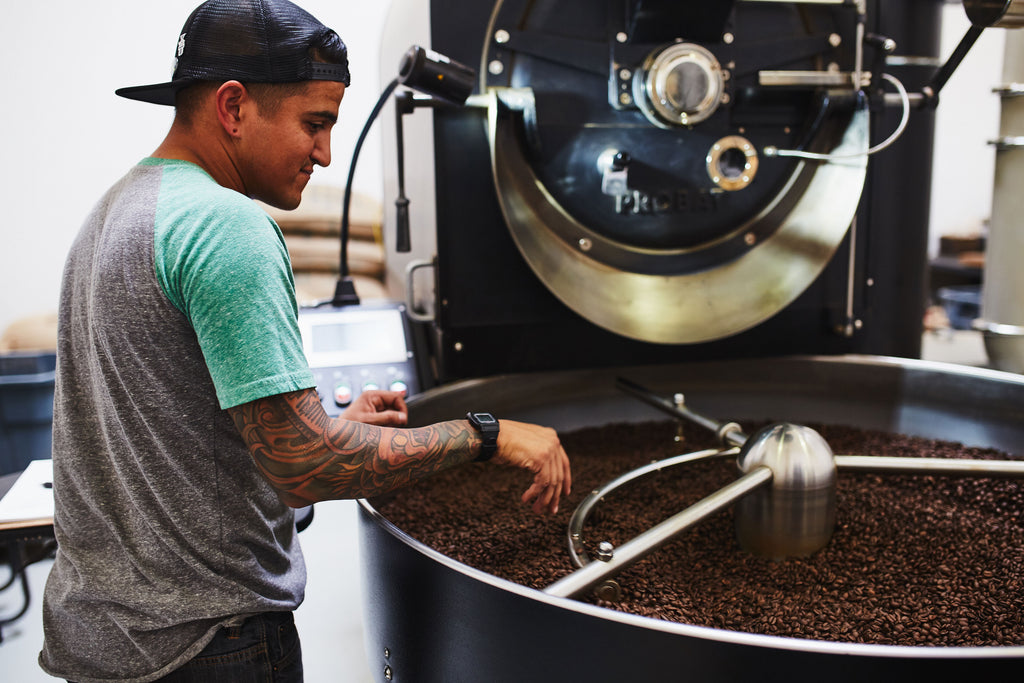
[313,137,331,167]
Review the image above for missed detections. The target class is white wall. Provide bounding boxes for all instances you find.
[0,1,393,333]
[0,1,1008,334]
[929,3,1006,256]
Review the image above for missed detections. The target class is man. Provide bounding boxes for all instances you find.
[39,1,571,681]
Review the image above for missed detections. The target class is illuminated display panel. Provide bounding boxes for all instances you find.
[299,308,408,368]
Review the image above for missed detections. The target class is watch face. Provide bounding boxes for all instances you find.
[473,413,497,425]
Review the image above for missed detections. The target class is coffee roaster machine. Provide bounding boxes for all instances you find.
[387,0,948,382]
[356,1,1024,681]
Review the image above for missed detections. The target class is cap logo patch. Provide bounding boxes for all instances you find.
[177,33,187,57]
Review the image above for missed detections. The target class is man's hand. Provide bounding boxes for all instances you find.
[340,389,408,426]
[490,420,572,515]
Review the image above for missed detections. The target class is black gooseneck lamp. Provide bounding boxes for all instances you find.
[330,46,475,307]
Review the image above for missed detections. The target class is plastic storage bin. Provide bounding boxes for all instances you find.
[937,285,981,331]
[0,352,56,476]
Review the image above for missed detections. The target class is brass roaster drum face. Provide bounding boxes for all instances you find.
[480,0,868,344]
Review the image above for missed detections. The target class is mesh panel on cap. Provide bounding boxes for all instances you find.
[178,0,296,82]
[116,0,349,105]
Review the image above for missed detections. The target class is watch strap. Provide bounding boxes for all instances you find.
[467,411,499,462]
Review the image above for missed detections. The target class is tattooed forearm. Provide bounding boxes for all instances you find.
[228,389,479,506]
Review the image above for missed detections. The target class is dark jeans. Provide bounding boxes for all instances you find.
[67,611,303,683]
[155,611,304,683]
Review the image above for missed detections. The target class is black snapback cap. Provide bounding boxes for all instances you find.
[116,0,351,106]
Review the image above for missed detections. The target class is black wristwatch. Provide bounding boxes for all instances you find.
[467,412,499,462]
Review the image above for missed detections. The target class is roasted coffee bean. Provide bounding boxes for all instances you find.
[376,421,1024,647]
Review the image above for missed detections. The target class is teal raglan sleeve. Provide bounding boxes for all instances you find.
[155,180,316,409]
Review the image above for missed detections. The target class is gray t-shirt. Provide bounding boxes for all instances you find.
[40,158,317,682]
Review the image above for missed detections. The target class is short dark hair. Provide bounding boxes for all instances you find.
[173,47,342,124]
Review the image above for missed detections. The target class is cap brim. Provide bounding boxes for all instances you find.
[115,78,194,106]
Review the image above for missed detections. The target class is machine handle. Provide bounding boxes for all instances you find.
[405,259,436,323]
[395,196,411,252]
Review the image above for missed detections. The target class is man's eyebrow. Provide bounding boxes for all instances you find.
[308,110,339,124]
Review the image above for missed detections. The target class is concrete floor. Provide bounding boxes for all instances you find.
[0,330,995,682]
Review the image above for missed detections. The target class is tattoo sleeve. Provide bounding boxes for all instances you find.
[227,388,478,506]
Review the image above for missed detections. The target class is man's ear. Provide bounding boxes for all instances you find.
[215,81,248,138]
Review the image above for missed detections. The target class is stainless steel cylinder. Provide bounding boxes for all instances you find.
[977,29,1024,372]
[735,423,838,558]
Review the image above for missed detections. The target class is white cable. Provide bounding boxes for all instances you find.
[763,72,911,161]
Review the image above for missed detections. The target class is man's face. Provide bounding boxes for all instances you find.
[237,80,346,210]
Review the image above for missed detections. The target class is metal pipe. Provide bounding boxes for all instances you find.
[835,455,1024,478]
[853,1,864,97]
[544,467,773,599]
[567,447,738,567]
[841,212,858,337]
[925,25,985,101]
[616,377,747,447]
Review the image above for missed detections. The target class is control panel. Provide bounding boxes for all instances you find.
[298,302,422,417]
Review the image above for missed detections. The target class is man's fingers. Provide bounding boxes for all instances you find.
[367,410,407,426]
[521,474,562,515]
[497,419,572,515]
